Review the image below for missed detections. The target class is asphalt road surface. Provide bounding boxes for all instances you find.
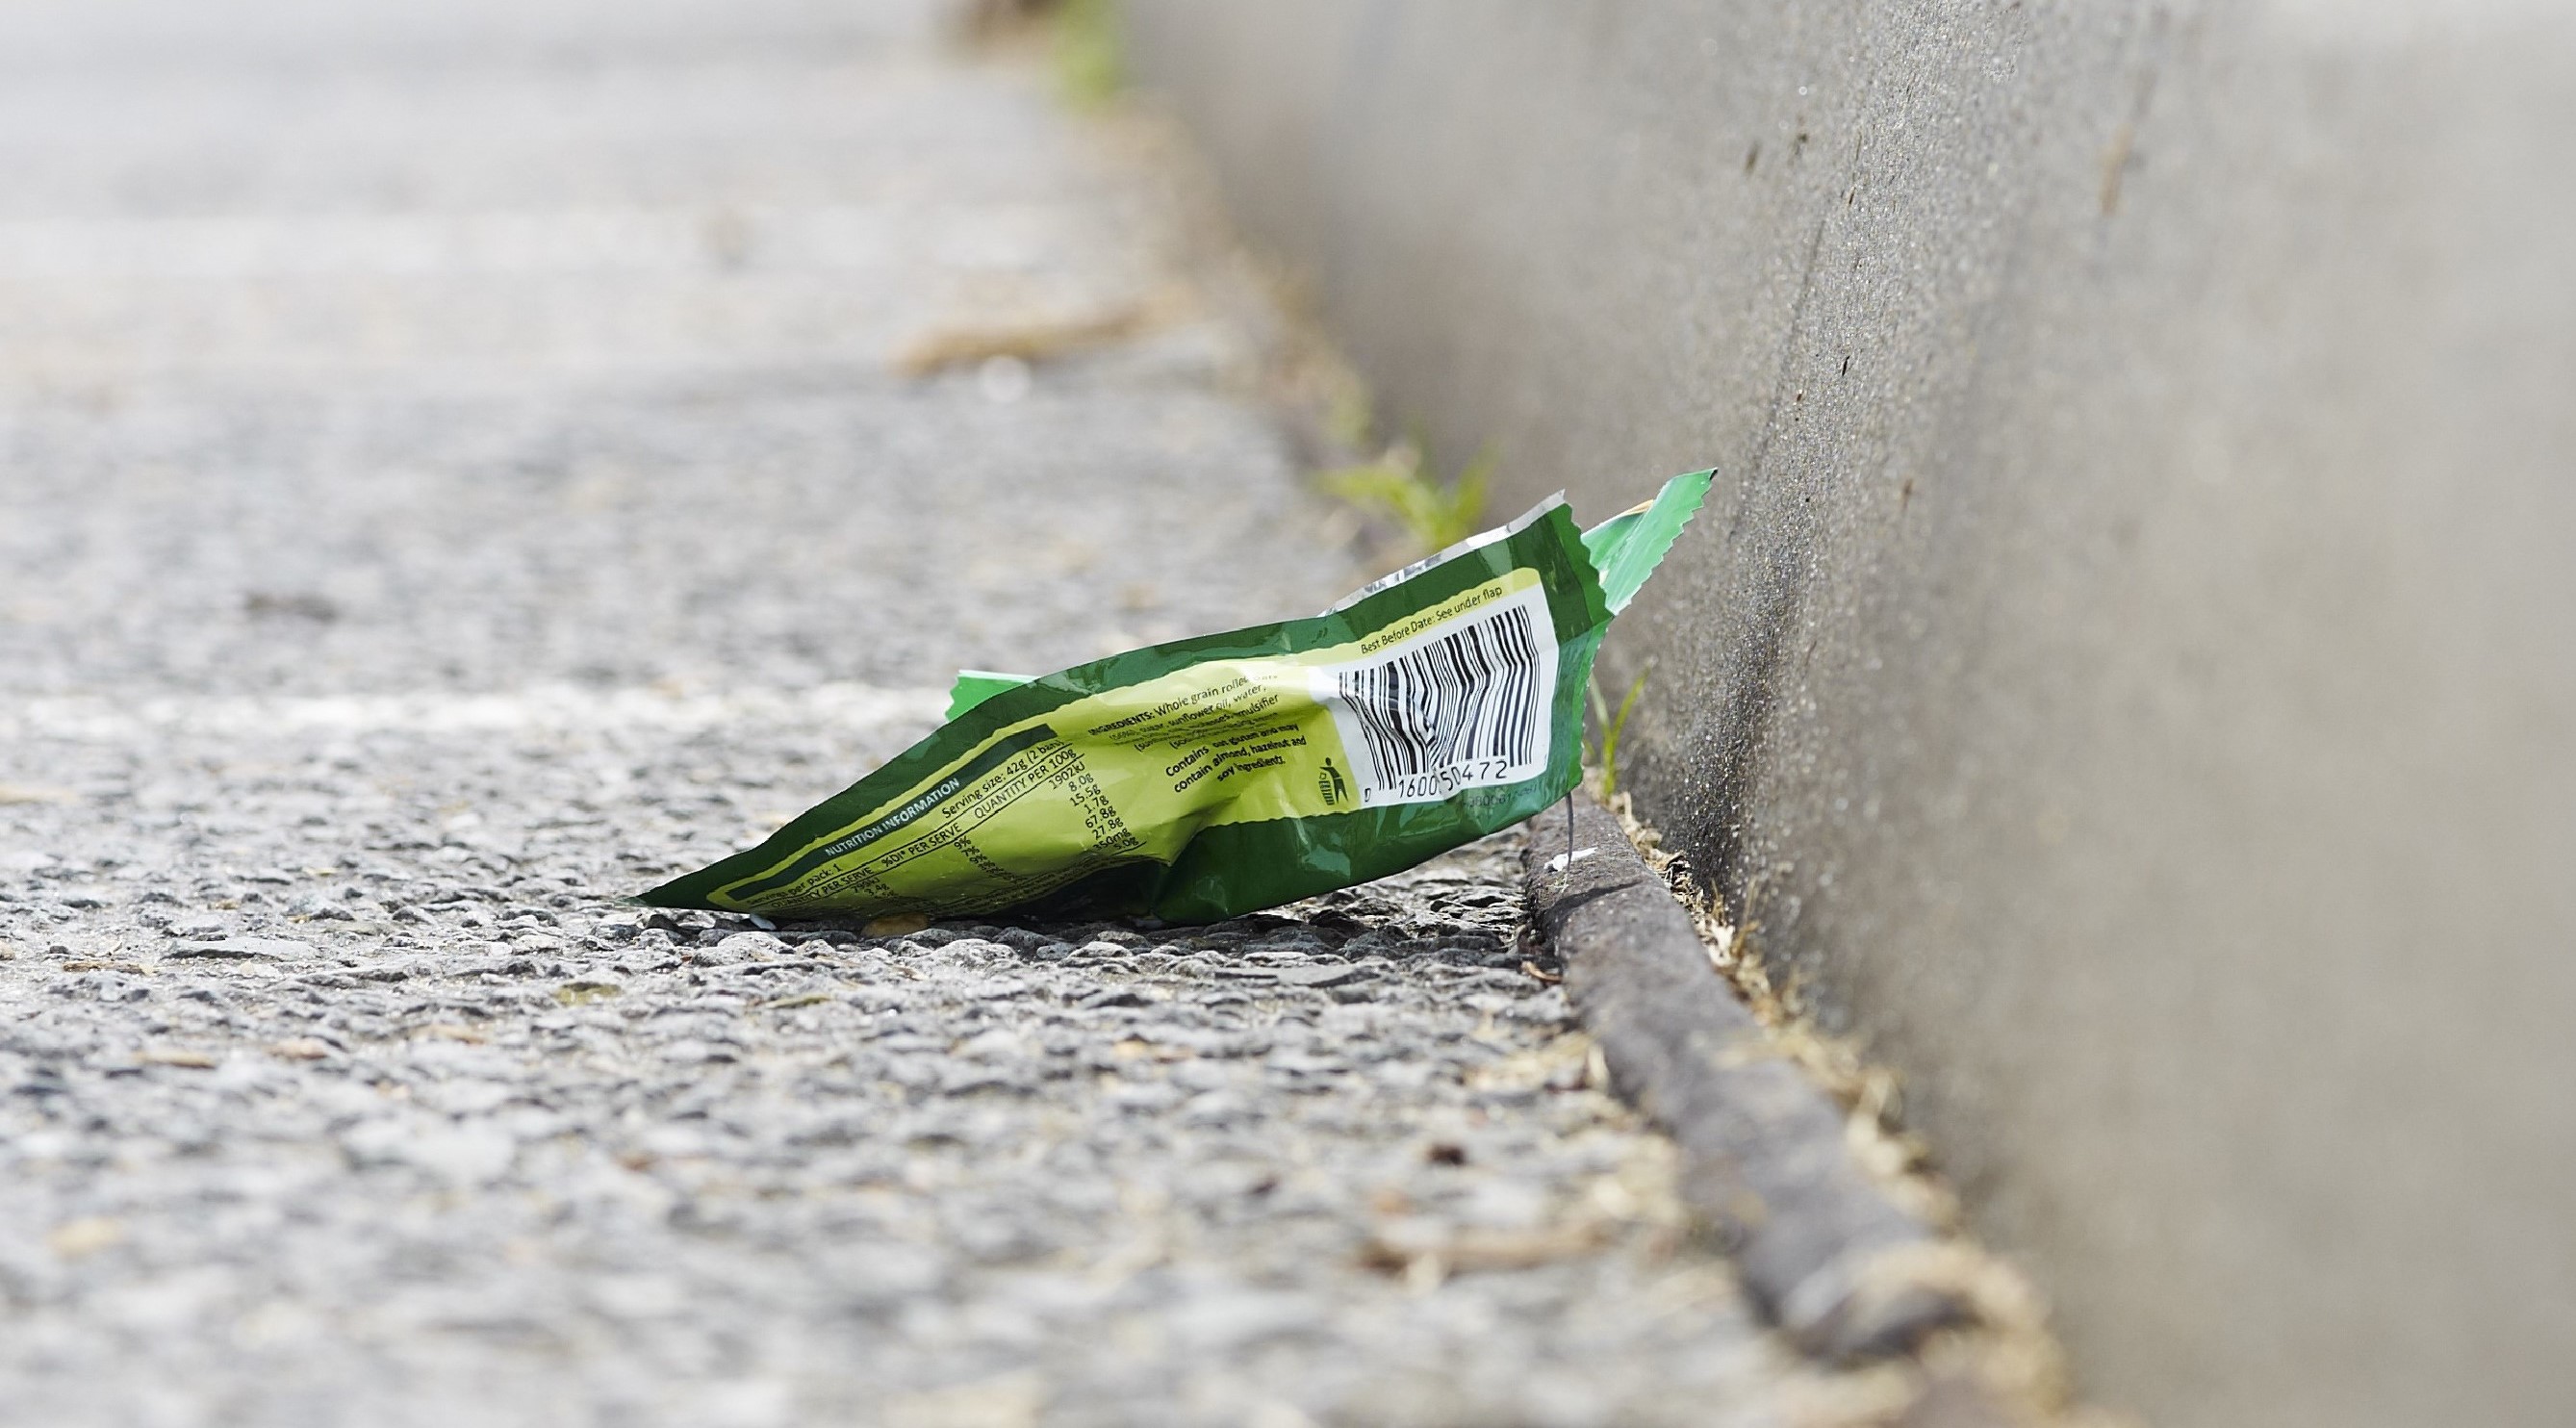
[0,4,1813,1424]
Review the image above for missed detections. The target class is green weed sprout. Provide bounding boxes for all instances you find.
[1588,661,1653,800]
[1320,441,1494,556]
[1054,0,1122,108]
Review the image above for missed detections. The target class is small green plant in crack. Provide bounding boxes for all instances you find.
[1587,661,1653,801]
[1319,440,1495,557]
[1053,0,1123,108]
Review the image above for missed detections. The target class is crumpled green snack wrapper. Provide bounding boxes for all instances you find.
[642,471,1710,924]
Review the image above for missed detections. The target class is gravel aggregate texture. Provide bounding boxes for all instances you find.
[1,2,1815,1423]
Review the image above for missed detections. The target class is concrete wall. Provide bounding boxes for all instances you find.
[1123,5,2576,1426]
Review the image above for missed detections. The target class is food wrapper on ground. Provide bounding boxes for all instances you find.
[641,471,1711,924]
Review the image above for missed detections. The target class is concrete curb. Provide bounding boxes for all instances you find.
[1520,793,1970,1362]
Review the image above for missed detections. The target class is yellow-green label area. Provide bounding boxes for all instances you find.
[707,570,1547,917]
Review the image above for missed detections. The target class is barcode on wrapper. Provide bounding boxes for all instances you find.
[1312,585,1557,806]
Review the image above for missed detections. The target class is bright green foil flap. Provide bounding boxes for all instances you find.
[944,671,1033,721]
[642,471,1710,924]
